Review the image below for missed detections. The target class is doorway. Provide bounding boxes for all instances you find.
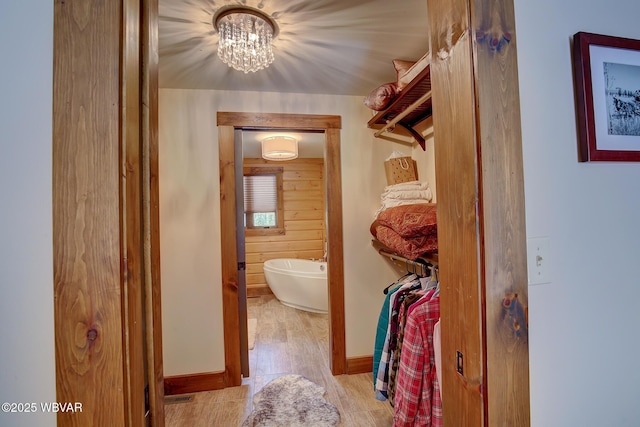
[217,112,346,386]
[238,129,329,377]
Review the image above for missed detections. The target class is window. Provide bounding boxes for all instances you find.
[243,167,284,236]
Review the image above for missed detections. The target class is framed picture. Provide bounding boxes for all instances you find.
[572,31,640,162]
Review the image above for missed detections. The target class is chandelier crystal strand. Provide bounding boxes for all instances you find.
[215,10,275,74]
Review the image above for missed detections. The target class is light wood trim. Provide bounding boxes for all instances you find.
[219,125,243,387]
[142,0,165,424]
[346,356,373,375]
[325,127,346,375]
[471,1,531,425]
[53,0,133,425]
[218,112,346,387]
[164,372,226,395]
[217,112,341,129]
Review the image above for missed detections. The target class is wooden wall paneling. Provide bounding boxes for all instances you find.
[284,200,325,211]
[285,220,326,231]
[248,230,324,242]
[245,240,323,253]
[53,0,127,425]
[471,0,531,425]
[283,180,324,191]
[284,190,325,201]
[284,210,324,220]
[246,250,322,263]
[244,158,326,291]
[426,0,485,425]
[218,125,243,387]
[141,0,165,423]
[283,170,324,181]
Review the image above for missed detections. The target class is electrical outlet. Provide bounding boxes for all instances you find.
[527,237,551,285]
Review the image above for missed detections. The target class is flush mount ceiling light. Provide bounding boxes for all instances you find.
[213,6,278,74]
[262,136,298,161]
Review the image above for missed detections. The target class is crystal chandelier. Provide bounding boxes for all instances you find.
[213,7,278,74]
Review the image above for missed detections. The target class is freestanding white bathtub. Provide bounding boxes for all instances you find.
[263,258,328,314]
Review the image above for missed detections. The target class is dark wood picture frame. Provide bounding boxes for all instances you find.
[572,31,640,162]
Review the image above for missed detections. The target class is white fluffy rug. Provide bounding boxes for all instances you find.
[247,318,257,350]
[242,375,340,427]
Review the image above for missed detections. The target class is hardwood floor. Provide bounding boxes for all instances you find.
[164,295,394,426]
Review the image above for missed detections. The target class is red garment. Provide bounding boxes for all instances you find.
[392,296,442,427]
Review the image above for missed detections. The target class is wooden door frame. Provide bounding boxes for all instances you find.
[427,0,530,425]
[217,112,346,385]
[52,0,164,425]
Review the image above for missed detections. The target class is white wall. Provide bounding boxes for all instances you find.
[0,2,56,427]
[413,131,437,202]
[159,89,406,374]
[515,0,640,425]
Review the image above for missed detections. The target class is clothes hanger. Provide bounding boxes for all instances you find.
[383,272,413,295]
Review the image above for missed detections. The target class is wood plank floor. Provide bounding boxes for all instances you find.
[165,295,394,426]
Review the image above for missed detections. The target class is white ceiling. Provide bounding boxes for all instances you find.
[159,0,430,96]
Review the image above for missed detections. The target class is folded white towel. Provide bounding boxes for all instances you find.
[382,189,433,201]
[374,197,433,218]
[382,180,429,193]
[374,180,433,219]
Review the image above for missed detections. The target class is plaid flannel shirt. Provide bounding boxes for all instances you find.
[388,291,424,404]
[393,296,442,427]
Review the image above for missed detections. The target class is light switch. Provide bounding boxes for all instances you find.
[527,237,551,285]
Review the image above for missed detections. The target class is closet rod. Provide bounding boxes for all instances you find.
[377,247,431,278]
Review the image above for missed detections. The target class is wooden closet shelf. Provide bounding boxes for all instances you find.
[367,63,433,150]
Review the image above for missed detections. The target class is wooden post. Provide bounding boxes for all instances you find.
[427,0,530,424]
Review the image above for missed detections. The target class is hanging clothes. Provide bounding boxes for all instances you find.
[392,294,442,427]
[375,276,420,400]
[373,273,417,392]
[373,268,442,426]
[388,289,431,405]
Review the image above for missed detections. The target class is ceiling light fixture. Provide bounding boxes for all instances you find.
[262,136,298,161]
[213,6,278,74]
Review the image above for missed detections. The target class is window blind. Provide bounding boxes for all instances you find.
[243,174,277,213]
